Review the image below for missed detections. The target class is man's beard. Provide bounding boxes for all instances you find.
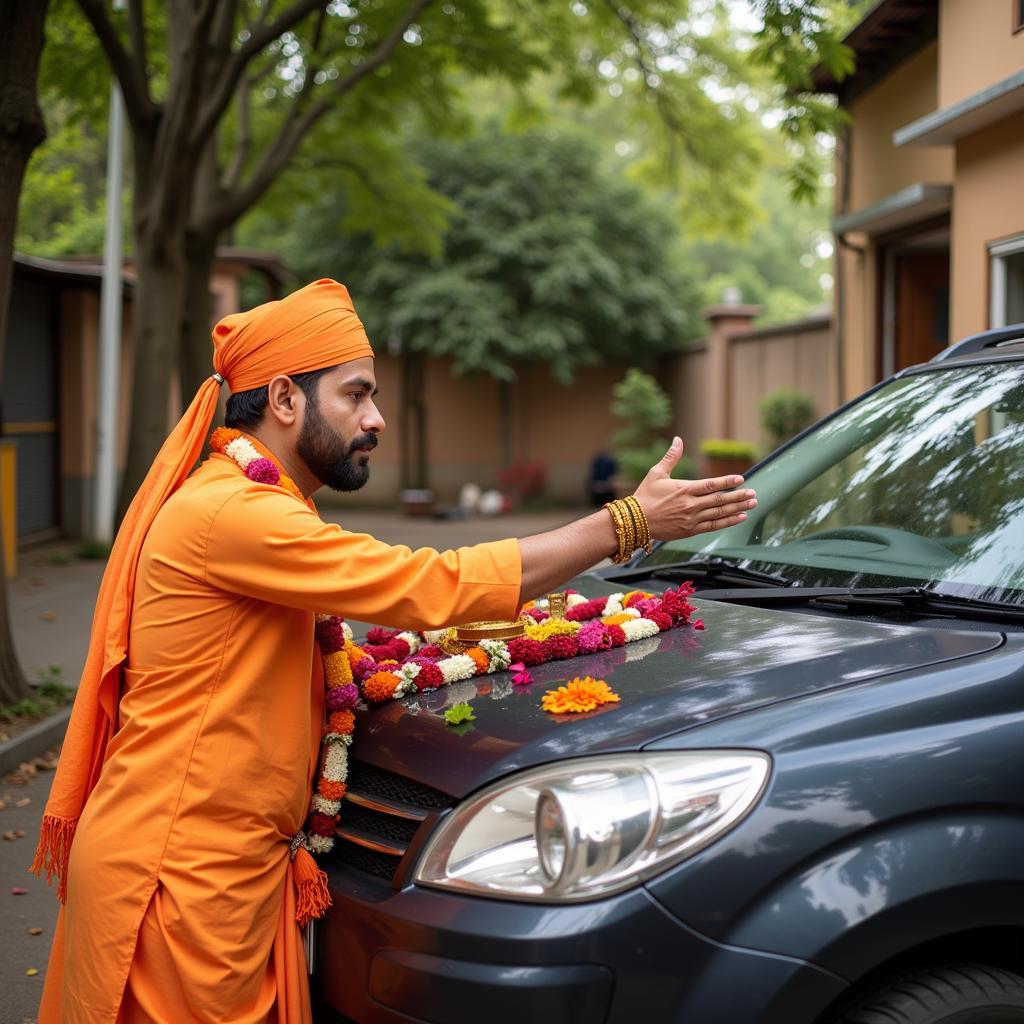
[297,401,377,492]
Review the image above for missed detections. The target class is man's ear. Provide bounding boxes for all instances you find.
[265,374,302,428]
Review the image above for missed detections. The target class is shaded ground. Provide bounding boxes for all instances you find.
[0,506,584,1022]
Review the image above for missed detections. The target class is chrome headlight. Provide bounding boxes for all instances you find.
[414,751,770,903]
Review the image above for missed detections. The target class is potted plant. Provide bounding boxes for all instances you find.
[699,438,757,478]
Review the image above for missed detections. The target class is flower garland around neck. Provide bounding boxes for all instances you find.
[303,583,703,855]
[209,427,306,501]
[211,424,705,858]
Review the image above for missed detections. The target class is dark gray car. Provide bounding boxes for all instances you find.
[316,326,1024,1024]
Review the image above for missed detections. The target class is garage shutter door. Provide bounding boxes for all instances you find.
[3,276,59,537]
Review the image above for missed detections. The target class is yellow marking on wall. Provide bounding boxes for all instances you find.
[3,421,57,436]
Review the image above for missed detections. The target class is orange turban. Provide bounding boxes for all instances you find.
[33,278,373,898]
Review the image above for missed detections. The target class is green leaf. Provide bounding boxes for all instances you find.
[444,701,477,726]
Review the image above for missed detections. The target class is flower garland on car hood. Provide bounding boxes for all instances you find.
[303,583,700,855]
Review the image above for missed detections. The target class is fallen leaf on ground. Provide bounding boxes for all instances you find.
[17,762,37,778]
[3,830,20,841]
[10,886,28,894]
[15,797,30,807]
[28,927,42,935]
[42,611,57,621]
[0,799,6,811]
[25,967,38,976]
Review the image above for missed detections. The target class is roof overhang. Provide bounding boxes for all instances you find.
[894,68,1024,146]
[832,182,952,235]
[810,0,937,101]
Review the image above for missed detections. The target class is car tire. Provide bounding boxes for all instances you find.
[837,964,1024,1023]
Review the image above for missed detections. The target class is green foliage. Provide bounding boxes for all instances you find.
[0,667,72,723]
[611,369,695,483]
[444,701,476,727]
[760,388,815,448]
[700,438,758,461]
[256,126,697,383]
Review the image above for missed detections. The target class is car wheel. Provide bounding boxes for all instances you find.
[837,964,1024,1023]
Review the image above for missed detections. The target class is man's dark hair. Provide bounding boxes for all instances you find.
[224,366,334,429]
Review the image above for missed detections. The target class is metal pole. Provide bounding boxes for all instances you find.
[93,0,127,543]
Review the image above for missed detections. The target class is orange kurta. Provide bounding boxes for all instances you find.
[39,453,521,1023]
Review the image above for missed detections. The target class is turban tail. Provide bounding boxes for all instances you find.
[32,279,374,899]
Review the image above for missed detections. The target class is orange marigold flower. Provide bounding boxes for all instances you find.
[209,427,240,452]
[345,643,367,663]
[324,650,353,686]
[601,612,636,627]
[465,646,490,673]
[541,676,620,715]
[328,710,355,735]
[318,779,347,800]
[363,671,400,703]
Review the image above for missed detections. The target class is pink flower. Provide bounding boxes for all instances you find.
[352,657,377,681]
[577,621,611,654]
[245,457,280,485]
[326,683,359,711]
[693,619,705,631]
[567,598,607,621]
[606,624,626,648]
[417,644,444,661]
[509,662,533,686]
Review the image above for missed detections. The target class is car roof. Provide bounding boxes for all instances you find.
[925,323,1024,368]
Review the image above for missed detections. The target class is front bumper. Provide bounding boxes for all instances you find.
[315,862,846,1024]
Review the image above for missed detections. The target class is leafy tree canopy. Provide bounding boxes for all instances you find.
[251,125,700,382]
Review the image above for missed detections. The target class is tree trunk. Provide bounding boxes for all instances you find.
[0,0,50,703]
[116,222,187,519]
[180,230,218,405]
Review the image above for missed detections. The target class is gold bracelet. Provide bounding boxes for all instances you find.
[624,495,653,553]
[603,500,629,563]
[622,495,645,550]
[604,498,639,564]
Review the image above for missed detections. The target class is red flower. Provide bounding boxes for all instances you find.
[649,611,673,632]
[417,644,444,661]
[693,619,706,631]
[245,457,280,485]
[543,634,579,661]
[507,637,547,666]
[414,663,444,691]
[567,598,607,621]
[309,813,337,837]
[606,624,626,648]
[366,626,399,645]
[315,618,347,654]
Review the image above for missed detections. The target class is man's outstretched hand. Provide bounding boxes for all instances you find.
[633,437,757,539]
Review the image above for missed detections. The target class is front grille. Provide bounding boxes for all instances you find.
[346,760,454,810]
[333,758,456,882]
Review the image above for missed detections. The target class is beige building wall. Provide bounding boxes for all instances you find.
[845,43,954,212]
[668,346,709,459]
[938,0,1024,108]
[727,320,837,445]
[950,111,1024,339]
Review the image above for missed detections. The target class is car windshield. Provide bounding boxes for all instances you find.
[643,361,1024,604]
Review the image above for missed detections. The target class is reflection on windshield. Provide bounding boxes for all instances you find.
[648,364,1024,603]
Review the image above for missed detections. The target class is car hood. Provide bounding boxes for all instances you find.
[353,577,1002,798]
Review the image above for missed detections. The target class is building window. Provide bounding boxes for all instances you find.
[990,236,1024,326]
[1016,0,1024,33]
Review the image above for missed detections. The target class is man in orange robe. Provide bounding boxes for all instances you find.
[33,279,756,1023]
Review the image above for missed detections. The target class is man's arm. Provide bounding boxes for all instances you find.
[519,438,756,602]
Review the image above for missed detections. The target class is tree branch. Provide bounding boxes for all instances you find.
[75,0,154,129]
[202,0,435,234]
[191,0,328,151]
[127,0,148,75]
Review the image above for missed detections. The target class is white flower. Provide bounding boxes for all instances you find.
[342,621,353,643]
[620,607,641,619]
[398,662,422,684]
[324,731,353,747]
[423,629,448,645]
[225,437,260,469]
[307,834,334,854]
[566,594,588,609]
[312,795,342,816]
[439,654,476,684]
[480,639,511,673]
[621,617,660,642]
[398,631,421,654]
[324,743,349,782]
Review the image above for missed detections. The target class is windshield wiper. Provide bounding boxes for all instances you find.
[608,556,793,589]
[695,585,1024,624]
